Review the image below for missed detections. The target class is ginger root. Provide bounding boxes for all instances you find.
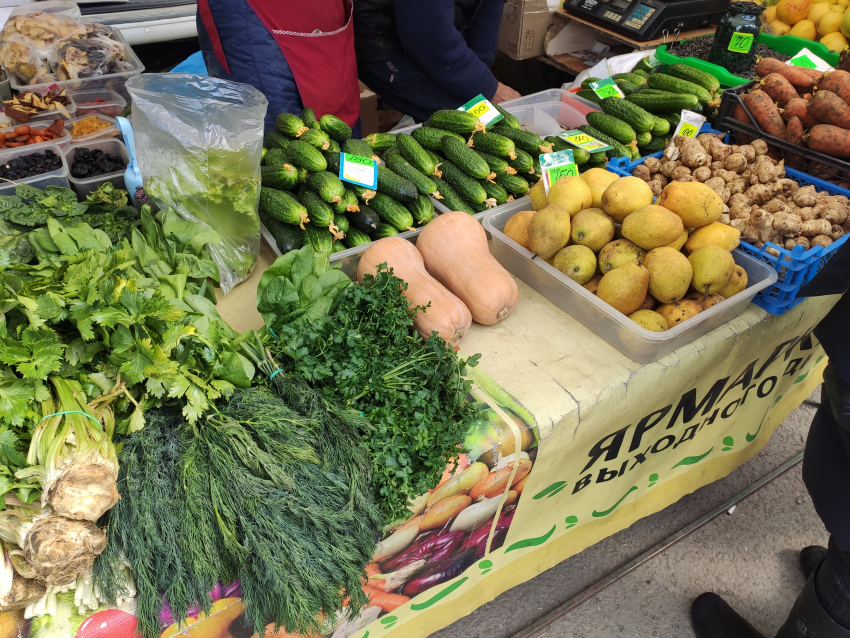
[681,142,710,168]
[746,183,775,205]
[644,157,662,174]
[751,139,768,155]
[708,137,732,162]
[811,235,833,248]
[692,166,712,182]
[772,211,802,236]
[725,153,747,173]
[632,165,651,181]
[801,218,832,237]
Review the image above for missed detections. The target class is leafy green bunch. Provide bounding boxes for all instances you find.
[267,265,483,524]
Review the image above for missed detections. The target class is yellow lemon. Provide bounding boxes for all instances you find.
[822,28,850,48]
[770,18,793,32]
[818,10,843,33]
[765,4,780,19]
[790,18,818,36]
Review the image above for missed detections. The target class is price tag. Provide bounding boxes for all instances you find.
[540,150,578,194]
[788,47,834,72]
[339,153,377,189]
[589,78,625,99]
[728,32,754,54]
[458,93,503,127]
[558,129,613,153]
[673,109,707,139]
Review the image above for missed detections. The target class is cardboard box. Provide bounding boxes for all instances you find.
[497,0,556,61]
[359,80,404,136]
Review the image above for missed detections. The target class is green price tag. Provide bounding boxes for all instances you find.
[539,150,577,194]
[339,153,378,189]
[790,55,816,69]
[589,78,624,99]
[458,94,503,126]
[679,122,698,138]
[728,32,754,54]
[558,129,613,152]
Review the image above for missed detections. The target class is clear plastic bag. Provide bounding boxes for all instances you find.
[126,74,267,293]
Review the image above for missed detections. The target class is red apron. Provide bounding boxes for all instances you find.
[197,0,360,128]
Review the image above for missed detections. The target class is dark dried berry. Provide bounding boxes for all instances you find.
[0,149,62,180]
[70,146,126,179]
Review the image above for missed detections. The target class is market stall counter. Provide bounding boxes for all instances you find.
[207,240,834,638]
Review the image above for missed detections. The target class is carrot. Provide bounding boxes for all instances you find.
[761,73,798,107]
[786,116,804,145]
[365,562,382,577]
[364,586,410,612]
[733,103,753,126]
[808,124,850,158]
[756,57,822,91]
[818,70,850,106]
[742,90,787,138]
[781,97,818,128]
[807,90,850,128]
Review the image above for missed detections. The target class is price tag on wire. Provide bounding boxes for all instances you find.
[339,153,378,189]
[672,109,706,139]
[787,47,834,72]
[458,93,503,127]
[540,150,578,194]
[558,129,613,153]
[727,32,754,54]
[588,78,624,99]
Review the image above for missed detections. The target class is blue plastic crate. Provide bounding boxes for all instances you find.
[607,128,849,315]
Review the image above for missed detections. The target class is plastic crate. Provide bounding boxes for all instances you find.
[715,81,850,186]
[500,89,599,117]
[606,134,850,315]
[655,32,839,89]
[482,204,777,363]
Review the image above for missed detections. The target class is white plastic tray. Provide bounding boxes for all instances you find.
[481,205,779,363]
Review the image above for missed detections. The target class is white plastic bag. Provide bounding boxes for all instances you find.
[564,49,659,90]
[126,74,268,293]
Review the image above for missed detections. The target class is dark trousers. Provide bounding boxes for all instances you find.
[358,57,468,123]
[804,365,850,628]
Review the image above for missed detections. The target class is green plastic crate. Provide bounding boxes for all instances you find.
[655,32,840,88]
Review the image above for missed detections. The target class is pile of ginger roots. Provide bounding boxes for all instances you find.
[631,133,850,253]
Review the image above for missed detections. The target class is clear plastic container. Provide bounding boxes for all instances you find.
[482,202,779,364]
[6,89,77,125]
[0,142,69,195]
[501,89,599,117]
[63,138,128,198]
[69,89,127,118]
[64,114,119,144]
[10,26,144,104]
[0,112,71,150]
[8,1,81,21]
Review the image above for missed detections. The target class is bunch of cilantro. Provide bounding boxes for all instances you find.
[267,265,483,525]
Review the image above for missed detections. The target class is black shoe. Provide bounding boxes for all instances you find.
[775,567,850,638]
[691,592,767,638]
[800,545,827,580]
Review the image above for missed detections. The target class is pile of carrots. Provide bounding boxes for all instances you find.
[0,119,64,149]
[733,58,850,158]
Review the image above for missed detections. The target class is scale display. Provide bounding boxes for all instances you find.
[564,0,727,41]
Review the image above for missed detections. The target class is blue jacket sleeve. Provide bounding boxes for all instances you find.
[464,0,504,70]
[393,0,500,102]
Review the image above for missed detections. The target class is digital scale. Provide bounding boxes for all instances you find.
[563,0,728,42]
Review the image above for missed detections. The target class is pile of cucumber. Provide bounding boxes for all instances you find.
[575,57,722,160]
[260,107,437,255]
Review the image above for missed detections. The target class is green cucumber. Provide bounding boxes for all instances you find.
[468,130,516,159]
[364,132,397,152]
[509,148,533,173]
[369,192,414,231]
[496,173,529,196]
[331,189,360,215]
[667,64,720,95]
[586,112,637,145]
[438,160,487,204]
[377,165,419,203]
[426,110,482,134]
[262,147,286,166]
[299,128,332,151]
[327,139,340,153]
[261,163,299,191]
[303,224,334,253]
[493,103,520,129]
[264,130,289,151]
[469,199,491,213]
[410,195,435,225]
[599,97,654,133]
[650,115,671,136]
[343,138,377,159]
[260,210,303,254]
[441,136,491,179]
[639,136,669,154]
[612,72,647,85]
[636,130,652,147]
[324,150,340,174]
[373,223,400,238]
[319,114,352,143]
[491,125,549,154]
[386,157,439,195]
[577,90,600,104]
[296,166,308,184]
[349,205,380,233]
[577,125,632,160]
[411,126,465,151]
[581,77,601,89]
[626,91,699,113]
[344,227,371,248]
[300,107,320,130]
[349,183,377,204]
[659,112,681,127]
[332,240,346,253]
[481,179,508,205]
[260,187,309,227]
[275,112,309,138]
[631,56,655,74]
[544,135,571,152]
[424,149,442,167]
[397,133,436,175]
[298,190,335,227]
[306,171,345,204]
[333,214,349,234]
[633,69,649,78]
[617,81,641,96]
[284,140,327,172]
[646,73,713,106]
[432,176,474,214]
[476,151,514,178]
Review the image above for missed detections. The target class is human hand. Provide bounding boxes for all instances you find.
[492,82,521,103]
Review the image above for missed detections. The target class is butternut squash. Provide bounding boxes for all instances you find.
[356,237,472,346]
[416,212,520,325]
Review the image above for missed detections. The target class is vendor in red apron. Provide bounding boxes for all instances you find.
[196,0,361,137]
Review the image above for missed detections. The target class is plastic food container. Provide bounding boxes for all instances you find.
[10,26,144,104]
[64,114,119,144]
[0,142,70,195]
[63,138,128,198]
[6,90,77,126]
[482,202,778,363]
[69,89,127,118]
[501,89,599,117]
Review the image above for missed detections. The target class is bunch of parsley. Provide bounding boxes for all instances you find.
[268,266,483,525]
